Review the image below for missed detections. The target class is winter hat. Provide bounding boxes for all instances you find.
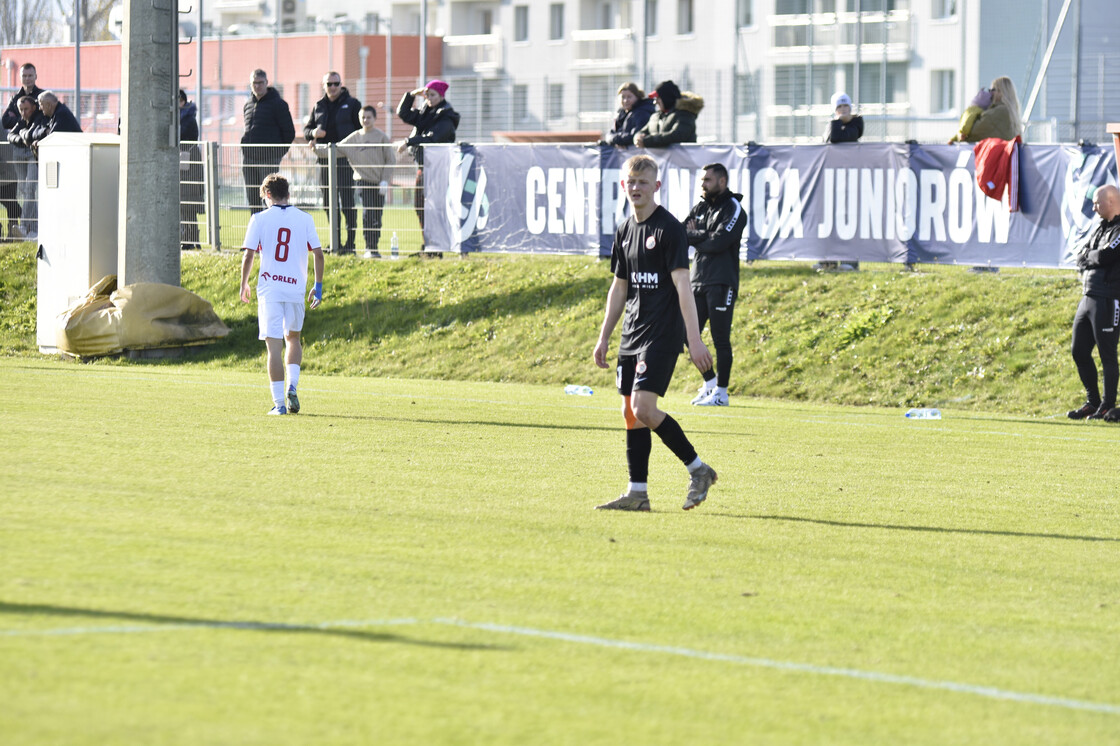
[831,92,852,109]
[651,80,681,110]
[971,88,992,109]
[425,79,449,98]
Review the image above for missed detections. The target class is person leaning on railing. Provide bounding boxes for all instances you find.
[954,76,1023,143]
[0,125,24,240]
[5,96,43,240]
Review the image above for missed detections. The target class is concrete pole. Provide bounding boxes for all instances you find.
[118,0,180,286]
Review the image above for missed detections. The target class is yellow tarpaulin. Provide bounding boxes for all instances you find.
[56,276,230,356]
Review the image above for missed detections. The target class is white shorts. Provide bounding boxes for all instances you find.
[258,300,305,340]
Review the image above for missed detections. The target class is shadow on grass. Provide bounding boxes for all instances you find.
[299,411,619,433]
[0,601,507,650]
[709,514,1120,543]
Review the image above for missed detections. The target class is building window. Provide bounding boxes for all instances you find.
[481,9,493,34]
[737,0,753,27]
[775,0,810,14]
[579,76,615,113]
[549,3,564,40]
[548,83,564,120]
[513,84,529,121]
[933,0,957,18]
[645,0,658,36]
[677,0,693,34]
[514,5,529,41]
[931,70,955,113]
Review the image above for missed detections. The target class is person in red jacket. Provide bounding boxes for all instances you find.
[1067,185,1120,421]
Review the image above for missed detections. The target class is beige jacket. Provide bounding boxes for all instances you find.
[340,127,394,183]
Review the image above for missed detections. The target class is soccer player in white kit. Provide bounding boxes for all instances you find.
[239,173,325,415]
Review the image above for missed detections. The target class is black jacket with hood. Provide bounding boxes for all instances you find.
[1077,215,1120,298]
[685,188,746,291]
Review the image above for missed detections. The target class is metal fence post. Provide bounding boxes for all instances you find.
[204,141,221,251]
[328,143,340,253]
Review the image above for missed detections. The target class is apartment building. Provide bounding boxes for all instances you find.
[193,0,1120,143]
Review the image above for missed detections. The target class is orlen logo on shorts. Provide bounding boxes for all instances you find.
[261,272,297,285]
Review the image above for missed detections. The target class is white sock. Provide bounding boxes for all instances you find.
[627,482,648,494]
[270,380,285,408]
[703,378,716,391]
[686,457,704,473]
[716,386,728,397]
[287,364,300,391]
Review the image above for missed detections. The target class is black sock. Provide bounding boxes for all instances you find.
[626,427,651,484]
[652,414,697,466]
[700,369,716,384]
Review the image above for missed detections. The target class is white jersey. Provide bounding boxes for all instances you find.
[242,204,321,303]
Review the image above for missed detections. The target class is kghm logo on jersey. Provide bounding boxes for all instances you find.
[446,150,490,249]
[631,271,659,288]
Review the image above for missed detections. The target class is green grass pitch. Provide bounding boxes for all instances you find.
[1,359,1118,744]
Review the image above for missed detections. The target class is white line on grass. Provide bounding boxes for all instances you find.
[4,616,1118,716]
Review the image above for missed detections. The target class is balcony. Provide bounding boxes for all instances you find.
[770,11,911,60]
[443,31,503,73]
[571,28,634,70]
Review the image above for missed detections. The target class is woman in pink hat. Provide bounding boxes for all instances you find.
[397,79,461,231]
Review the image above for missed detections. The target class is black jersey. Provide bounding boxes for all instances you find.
[611,205,690,355]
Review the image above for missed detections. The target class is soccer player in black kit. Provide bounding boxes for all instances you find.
[1067,184,1120,421]
[593,155,719,511]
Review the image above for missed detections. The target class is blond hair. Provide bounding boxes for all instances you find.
[990,76,1023,136]
[623,154,659,179]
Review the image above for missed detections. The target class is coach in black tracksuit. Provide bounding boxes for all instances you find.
[1068,184,1120,421]
[684,163,746,407]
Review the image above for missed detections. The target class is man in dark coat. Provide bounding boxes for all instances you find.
[30,91,82,156]
[304,71,361,252]
[1068,185,1120,422]
[396,79,460,231]
[179,89,204,250]
[6,96,44,238]
[634,80,703,148]
[241,69,296,214]
[2,63,44,130]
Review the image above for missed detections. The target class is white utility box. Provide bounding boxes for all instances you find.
[36,133,120,353]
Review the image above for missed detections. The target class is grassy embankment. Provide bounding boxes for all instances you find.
[0,241,1084,416]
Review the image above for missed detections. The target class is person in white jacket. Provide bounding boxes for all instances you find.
[341,106,395,258]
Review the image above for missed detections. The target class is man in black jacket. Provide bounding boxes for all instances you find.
[30,91,82,156]
[242,70,295,214]
[304,71,361,252]
[1,63,44,131]
[684,163,746,407]
[1068,185,1120,422]
[396,79,460,231]
[5,96,44,239]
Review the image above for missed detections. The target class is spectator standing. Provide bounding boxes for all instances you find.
[823,92,863,143]
[0,122,23,239]
[341,105,394,258]
[396,79,460,233]
[633,80,703,148]
[960,76,1023,142]
[304,71,362,253]
[241,70,296,214]
[1,63,44,131]
[684,163,746,407]
[1067,185,1120,422]
[604,82,656,147]
[592,154,719,512]
[179,89,203,250]
[239,174,324,416]
[5,96,44,239]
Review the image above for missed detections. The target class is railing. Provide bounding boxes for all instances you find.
[770,11,911,50]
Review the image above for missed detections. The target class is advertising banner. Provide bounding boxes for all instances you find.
[423,142,1118,268]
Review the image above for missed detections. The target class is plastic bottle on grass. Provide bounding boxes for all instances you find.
[390,232,399,259]
[564,385,594,396]
[905,408,941,420]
